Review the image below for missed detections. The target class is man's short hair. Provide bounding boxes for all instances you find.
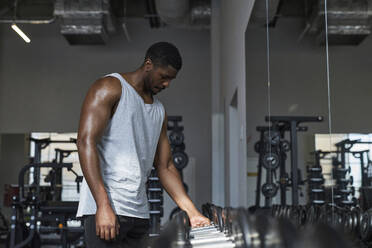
[145,42,182,71]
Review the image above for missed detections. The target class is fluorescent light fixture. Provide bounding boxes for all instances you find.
[11,24,31,43]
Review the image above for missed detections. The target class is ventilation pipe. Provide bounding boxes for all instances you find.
[54,0,115,45]
[307,0,372,45]
[154,0,210,28]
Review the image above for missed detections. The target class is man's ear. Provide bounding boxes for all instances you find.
[144,59,154,72]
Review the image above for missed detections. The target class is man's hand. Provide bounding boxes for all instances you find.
[95,204,120,240]
[189,212,211,228]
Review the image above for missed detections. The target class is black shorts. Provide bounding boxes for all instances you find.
[83,215,149,248]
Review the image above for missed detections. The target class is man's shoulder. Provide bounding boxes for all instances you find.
[88,75,122,100]
[94,75,122,92]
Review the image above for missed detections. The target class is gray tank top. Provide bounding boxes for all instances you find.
[77,73,165,219]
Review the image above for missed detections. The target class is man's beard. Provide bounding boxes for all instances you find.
[144,76,154,95]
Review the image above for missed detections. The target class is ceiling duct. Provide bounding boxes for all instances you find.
[54,0,115,45]
[249,0,282,26]
[307,0,372,45]
[154,0,210,28]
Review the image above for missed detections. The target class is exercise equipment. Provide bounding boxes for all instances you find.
[255,116,323,207]
[152,203,357,248]
[8,162,84,248]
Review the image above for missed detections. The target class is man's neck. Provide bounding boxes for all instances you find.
[121,68,147,94]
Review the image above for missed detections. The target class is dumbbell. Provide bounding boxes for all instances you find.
[210,206,224,231]
[148,178,161,188]
[254,141,262,153]
[338,187,355,195]
[351,207,362,234]
[280,140,290,152]
[287,206,302,227]
[336,167,351,174]
[306,205,319,224]
[262,153,280,170]
[173,151,189,170]
[150,169,158,177]
[307,167,322,173]
[333,167,351,178]
[360,209,372,242]
[263,130,281,146]
[340,200,355,206]
[148,188,163,199]
[308,177,325,184]
[148,198,163,204]
[271,204,279,217]
[149,208,164,216]
[262,182,278,198]
[150,203,163,211]
[337,176,353,186]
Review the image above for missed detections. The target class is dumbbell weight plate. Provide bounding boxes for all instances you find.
[264,130,281,146]
[360,209,372,241]
[254,141,261,153]
[172,151,189,170]
[262,153,280,170]
[280,140,290,152]
[299,206,307,226]
[307,205,318,224]
[262,183,278,198]
[289,206,301,227]
[350,208,360,234]
[308,167,322,173]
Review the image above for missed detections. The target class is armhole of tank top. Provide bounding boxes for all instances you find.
[160,102,166,125]
[104,74,125,119]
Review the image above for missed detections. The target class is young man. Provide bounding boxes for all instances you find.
[76,42,210,247]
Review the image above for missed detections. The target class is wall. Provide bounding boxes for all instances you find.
[211,0,255,207]
[0,18,211,214]
[245,17,372,205]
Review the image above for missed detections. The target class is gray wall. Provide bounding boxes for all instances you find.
[0,19,211,212]
[245,18,372,204]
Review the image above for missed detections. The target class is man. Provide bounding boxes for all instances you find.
[76,42,210,247]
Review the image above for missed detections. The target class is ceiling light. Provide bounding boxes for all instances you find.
[11,24,31,43]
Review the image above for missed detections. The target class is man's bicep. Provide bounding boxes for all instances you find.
[154,115,172,169]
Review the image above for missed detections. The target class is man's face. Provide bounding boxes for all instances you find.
[144,64,178,95]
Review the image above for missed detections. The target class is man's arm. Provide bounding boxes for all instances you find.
[77,77,121,240]
[154,114,210,227]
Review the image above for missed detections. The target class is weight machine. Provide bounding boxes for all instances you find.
[9,162,83,248]
[255,116,323,207]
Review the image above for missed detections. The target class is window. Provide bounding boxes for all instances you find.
[30,132,81,201]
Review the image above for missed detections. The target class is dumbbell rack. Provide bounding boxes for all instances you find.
[264,116,323,206]
[307,162,325,205]
[167,116,190,219]
[153,203,372,248]
[147,169,164,237]
[147,116,189,236]
[272,204,372,247]
[332,157,354,207]
[306,150,331,206]
[334,139,372,209]
[255,116,323,207]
